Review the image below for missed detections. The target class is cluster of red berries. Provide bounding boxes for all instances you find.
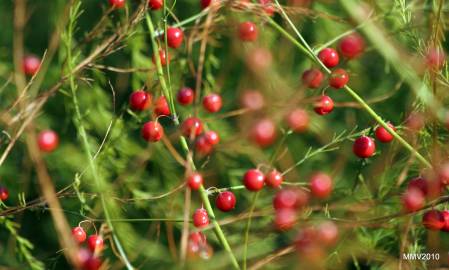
[301,33,365,116]
[352,122,396,159]
[71,225,104,270]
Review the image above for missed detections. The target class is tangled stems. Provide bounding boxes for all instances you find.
[65,2,134,269]
[271,0,432,168]
[145,11,240,270]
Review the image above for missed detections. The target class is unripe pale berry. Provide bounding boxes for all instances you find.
[240,90,264,111]
[38,130,59,152]
[215,191,236,212]
[243,169,265,191]
[141,121,164,142]
[318,48,339,68]
[353,136,376,158]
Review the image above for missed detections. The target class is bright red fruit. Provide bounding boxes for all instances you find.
[38,130,59,152]
[375,123,395,143]
[22,55,41,76]
[0,187,9,201]
[338,33,365,59]
[353,136,376,158]
[204,131,219,145]
[148,0,163,10]
[195,136,214,155]
[259,0,275,16]
[200,0,213,9]
[193,208,209,228]
[87,235,104,253]
[141,121,164,142]
[265,169,283,188]
[109,0,125,8]
[240,90,264,111]
[329,68,349,89]
[182,117,203,138]
[83,255,102,270]
[238,22,258,42]
[167,27,184,49]
[72,226,87,243]
[316,221,339,247]
[243,169,265,191]
[215,191,236,212]
[309,172,333,199]
[152,50,170,66]
[154,96,170,116]
[202,93,222,113]
[274,208,297,231]
[286,108,309,133]
[426,47,446,70]
[302,68,324,89]
[129,90,151,111]
[318,48,339,68]
[314,95,334,115]
[250,118,277,147]
[187,173,203,190]
[441,210,449,232]
[273,189,309,209]
[177,87,195,105]
[407,177,428,195]
[402,187,425,212]
[422,210,445,230]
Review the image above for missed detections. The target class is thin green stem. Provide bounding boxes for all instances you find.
[65,2,133,269]
[145,12,240,269]
[242,192,260,270]
[271,1,432,168]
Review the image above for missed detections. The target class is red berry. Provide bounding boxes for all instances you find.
[141,121,164,142]
[338,33,365,59]
[426,47,446,70]
[238,21,258,42]
[313,95,334,115]
[318,48,339,68]
[250,118,277,147]
[108,0,126,8]
[38,130,59,152]
[215,191,236,212]
[83,255,102,270]
[407,177,428,195]
[204,131,219,145]
[265,169,283,188]
[375,123,395,143]
[187,173,203,190]
[188,231,207,246]
[240,90,264,111]
[193,208,209,228]
[72,226,87,243]
[316,221,339,247]
[200,0,213,9]
[0,187,9,201]
[154,96,171,116]
[243,169,265,191]
[422,210,445,230]
[441,210,449,232]
[353,136,376,158]
[87,235,104,253]
[259,0,275,16]
[329,68,349,89]
[148,0,163,10]
[402,187,425,212]
[177,87,195,105]
[273,188,309,209]
[309,172,333,199]
[302,68,324,89]
[202,93,222,113]
[152,50,170,66]
[22,55,41,76]
[181,117,203,138]
[129,90,152,111]
[166,27,184,49]
[195,136,214,155]
[286,108,309,133]
[274,208,297,231]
